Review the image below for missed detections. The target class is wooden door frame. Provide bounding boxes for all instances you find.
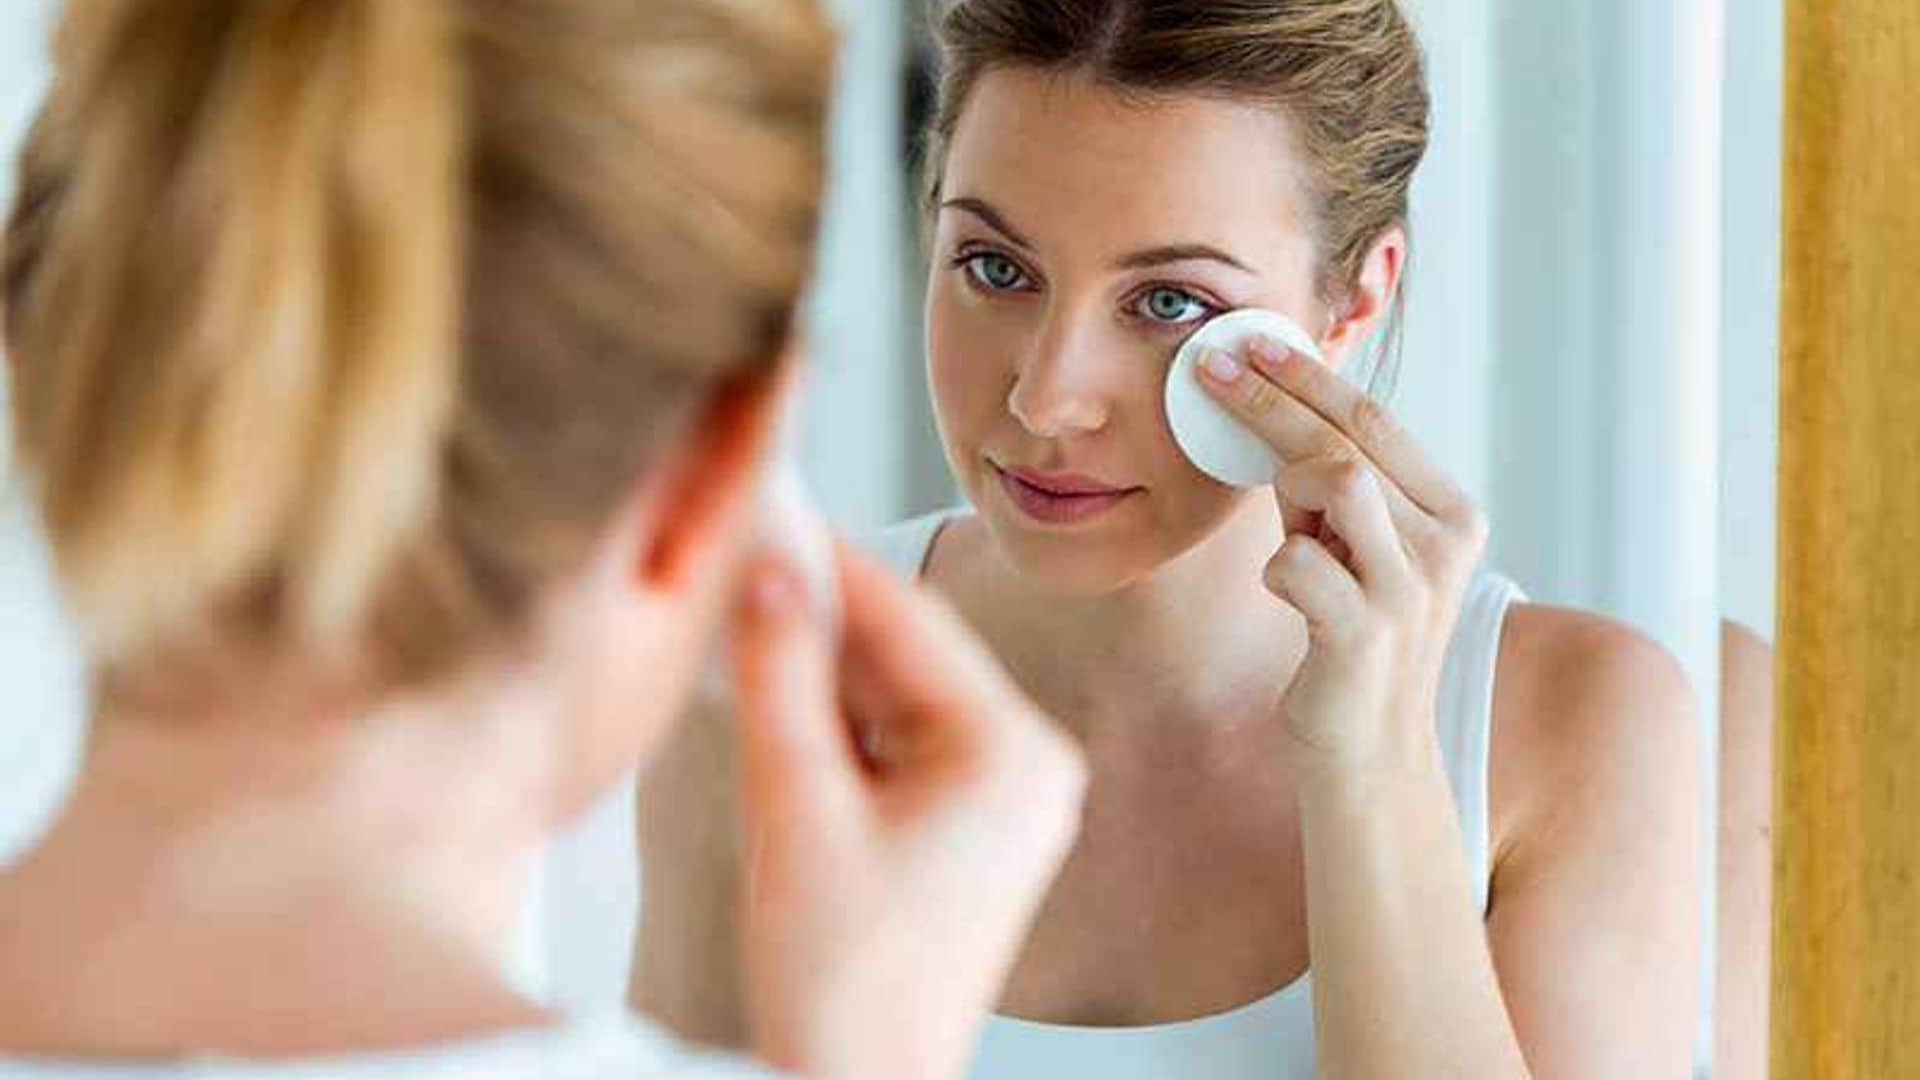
[1772,1,1920,1074]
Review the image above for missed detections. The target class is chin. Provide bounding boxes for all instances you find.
[968,479,1175,597]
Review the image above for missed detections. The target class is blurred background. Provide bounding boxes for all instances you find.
[0,0,1781,1056]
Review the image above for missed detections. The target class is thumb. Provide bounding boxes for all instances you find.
[732,552,862,840]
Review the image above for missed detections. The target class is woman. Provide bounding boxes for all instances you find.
[0,1,1085,1076]
[637,2,1702,1077]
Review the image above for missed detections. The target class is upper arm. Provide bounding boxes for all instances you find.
[1715,619,1777,1080]
[630,697,751,1050]
[1484,605,1704,1079]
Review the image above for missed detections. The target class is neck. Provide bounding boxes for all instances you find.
[961,496,1308,747]
[0,682,559,1057]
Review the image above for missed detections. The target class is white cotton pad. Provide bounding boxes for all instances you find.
[1164,309,1324,488]
[759,457,840,637]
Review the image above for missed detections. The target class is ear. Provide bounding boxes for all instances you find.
[1318,226,1407,370]
[638,345,802,595]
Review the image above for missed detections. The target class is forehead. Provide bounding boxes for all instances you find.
[941,66,1314,258]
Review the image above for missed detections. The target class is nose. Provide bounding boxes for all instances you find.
[1006,314,1114,439]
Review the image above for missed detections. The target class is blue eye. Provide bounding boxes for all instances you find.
[963,252,1031,292]
[1135,286,1212,325]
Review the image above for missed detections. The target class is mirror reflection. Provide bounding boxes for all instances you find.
[654,2,1781,1077]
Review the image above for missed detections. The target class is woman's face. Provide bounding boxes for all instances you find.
[926,67,1334,594]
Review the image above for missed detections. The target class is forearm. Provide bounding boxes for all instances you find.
[1296,737,1529,1080]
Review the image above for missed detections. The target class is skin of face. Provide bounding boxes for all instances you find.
[925,66,1369,596]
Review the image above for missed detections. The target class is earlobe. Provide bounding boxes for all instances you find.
[639,355,799,592]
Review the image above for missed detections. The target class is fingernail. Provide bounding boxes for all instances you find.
[1246,338,1289,370]
[1200,348,1244,384]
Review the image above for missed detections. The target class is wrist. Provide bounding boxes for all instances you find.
[750,974,972,1080]
[1289,724,1447,807]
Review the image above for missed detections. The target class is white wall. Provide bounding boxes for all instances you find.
[796,0,915,534]
[0,0,49,211]
[1720,0,1784,641]
[1397,0,1497,514]
[0,0,75,870]
[1484,0,1606,612]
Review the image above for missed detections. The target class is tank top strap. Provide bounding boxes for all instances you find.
[1433,566,1528,915]
[861,507,965,580]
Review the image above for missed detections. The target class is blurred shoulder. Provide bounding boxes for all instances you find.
[1720,619,1775,715]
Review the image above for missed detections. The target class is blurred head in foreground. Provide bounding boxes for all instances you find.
[2,0,833,825]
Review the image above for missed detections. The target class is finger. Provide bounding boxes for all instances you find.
[733,552,861,830]
[1196,344,1354,467]
[1242,339,1471,522]
[1263,534,1366,640]
[1197,339,1438,539]
[1275,456,1417,592]
[1278,446,1428,540]
[835,539,1033,763]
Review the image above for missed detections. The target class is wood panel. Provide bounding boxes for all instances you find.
[1772,0,1920,1075]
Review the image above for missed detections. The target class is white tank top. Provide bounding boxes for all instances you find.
[863,509,1526,1080]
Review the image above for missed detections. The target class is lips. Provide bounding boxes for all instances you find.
[999,466,1132,497]
[991,461,1142,526]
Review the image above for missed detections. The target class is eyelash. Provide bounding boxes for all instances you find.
[950,245,1224,329]
[952,247,1040,295]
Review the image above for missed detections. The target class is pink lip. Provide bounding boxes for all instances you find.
[991,462,1142,526]
[999,465,1133,496]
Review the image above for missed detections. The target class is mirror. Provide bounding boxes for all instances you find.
[683,3,1780,1075]
[0,0,1792,1077]
[614,2,1785,1077]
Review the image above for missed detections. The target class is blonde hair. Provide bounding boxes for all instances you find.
[921,0,1429,392]
[3,0,833,685]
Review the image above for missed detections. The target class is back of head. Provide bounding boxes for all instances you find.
[2,0,833,690]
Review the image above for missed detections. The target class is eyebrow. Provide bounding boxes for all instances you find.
[939,197,1035,251]
[1115,244,1256,275]
[938,196,1256,275]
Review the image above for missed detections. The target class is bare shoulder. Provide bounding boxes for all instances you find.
[1486,604,1702,859]
[1717,618,1775,795]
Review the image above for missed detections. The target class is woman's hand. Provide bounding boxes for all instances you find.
[730,539,1088,1080]
[1197,338,1489,773]
[1195,337,1537,1079]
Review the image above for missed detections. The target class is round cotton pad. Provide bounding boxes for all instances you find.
[1164,309,1324,488]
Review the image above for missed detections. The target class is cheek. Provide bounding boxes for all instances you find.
[1145,438,1244,529]
[1135,344,1214,477]
[1134,364,1250,518]
[925,278,1014,435]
